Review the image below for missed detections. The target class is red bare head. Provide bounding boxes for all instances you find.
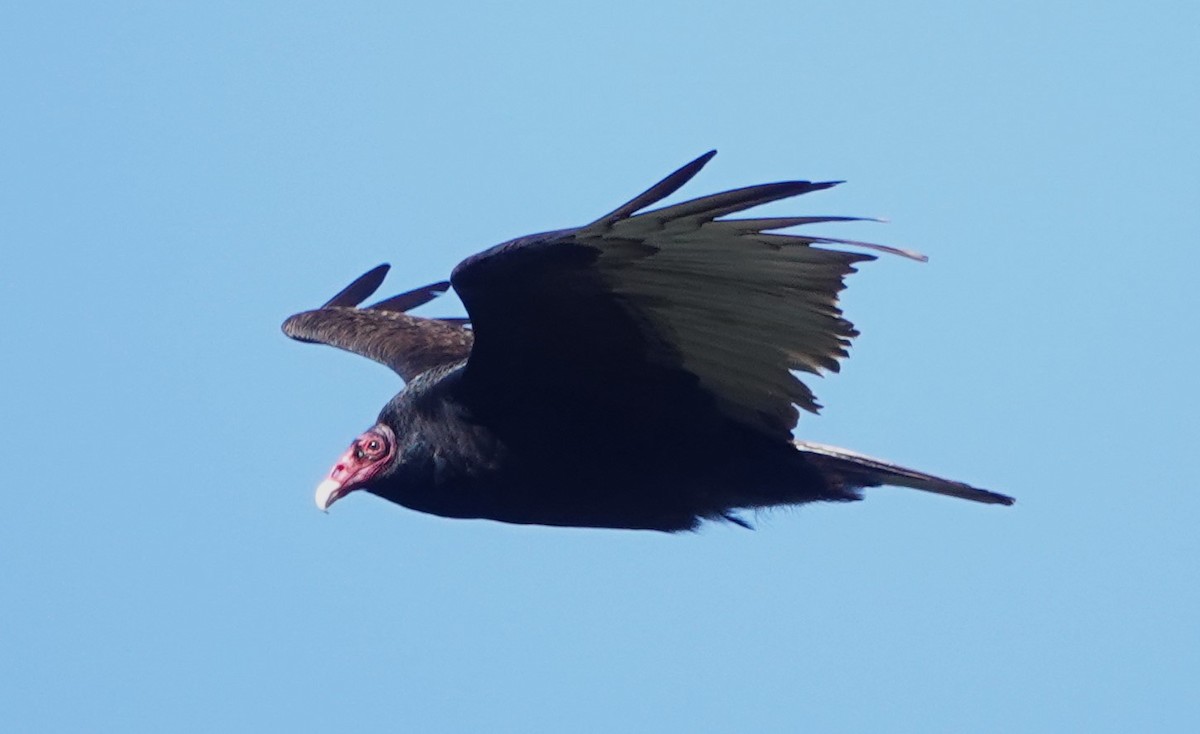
[315,424,397,511]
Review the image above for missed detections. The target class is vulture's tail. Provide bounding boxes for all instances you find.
[794,440,1015,506]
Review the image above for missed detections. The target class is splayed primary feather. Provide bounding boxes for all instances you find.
[575,165,920,439]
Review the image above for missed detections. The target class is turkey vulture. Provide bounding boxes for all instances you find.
[283,151,1013,531]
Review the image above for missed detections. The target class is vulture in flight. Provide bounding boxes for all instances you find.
[283,151,1013,531]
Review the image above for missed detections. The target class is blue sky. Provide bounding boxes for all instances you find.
[3,2,1198,732]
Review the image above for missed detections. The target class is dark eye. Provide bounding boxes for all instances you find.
[358,435,386,460]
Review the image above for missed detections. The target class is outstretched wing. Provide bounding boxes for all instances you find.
[450,151,924,441]
[282,264,474,382]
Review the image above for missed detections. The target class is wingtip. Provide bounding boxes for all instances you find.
[365,280,454,312]
[670,150,719,184]
[591,150,721,226]
[805,234,929,262]
[969,488,1016,506]
[281,310,316,340]
[320,264,391,308]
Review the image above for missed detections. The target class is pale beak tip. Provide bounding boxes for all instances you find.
[315,478,343,512]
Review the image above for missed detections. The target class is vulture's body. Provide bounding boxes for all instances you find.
[284,152,1012,531]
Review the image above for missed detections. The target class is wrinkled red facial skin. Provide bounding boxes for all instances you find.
[321,424,397,508]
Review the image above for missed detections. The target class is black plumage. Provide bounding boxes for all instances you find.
[283,151,1013,531]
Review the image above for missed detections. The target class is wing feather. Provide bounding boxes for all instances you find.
[283,266,472,382]
[321,264,390,307]
[582,198,905,435]
[366,281,451,312]
[452,152,922,439]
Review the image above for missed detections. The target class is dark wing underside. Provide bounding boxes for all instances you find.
[282,264,473,382]
[451,151,924,442]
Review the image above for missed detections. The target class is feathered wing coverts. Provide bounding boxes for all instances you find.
[282,264,472,382]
